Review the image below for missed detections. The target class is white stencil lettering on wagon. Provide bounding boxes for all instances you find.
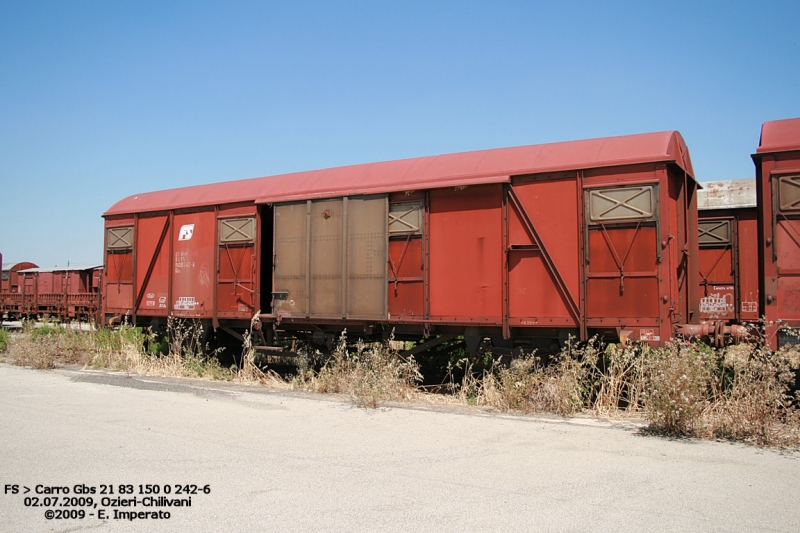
[178,224,195,241]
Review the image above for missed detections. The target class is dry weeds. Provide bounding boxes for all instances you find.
[3,318,799,447]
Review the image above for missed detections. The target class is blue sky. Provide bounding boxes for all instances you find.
[1,1,798,266]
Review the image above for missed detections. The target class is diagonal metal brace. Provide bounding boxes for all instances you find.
[507,185,580,321]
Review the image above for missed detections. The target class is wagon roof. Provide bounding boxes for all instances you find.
[697,179,756,210]
[18,266,101,273]
[757,117,800,154]
[2,262,39,272]
[105,130,694,216]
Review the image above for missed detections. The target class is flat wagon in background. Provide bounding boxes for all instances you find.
[753,117,800,349]
[16,266,102,322]
[1,265,101,322]
[104,130,705,352]
[696,180,759,326]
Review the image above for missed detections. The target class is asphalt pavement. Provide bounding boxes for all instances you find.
[1,363,798,532]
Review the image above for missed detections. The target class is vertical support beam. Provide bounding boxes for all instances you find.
[576,171,588,342]
[732,216,741,323]
[213,206,220,329]
[501,184,510,339]
[254,204,262,317]
[132,213,139,326]
[305,200,312,318]
[686,170,700,325]
[167,212,174,317]
[423,190,431,326]
[342,196,349,318]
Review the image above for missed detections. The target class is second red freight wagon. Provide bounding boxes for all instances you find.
[753,117,800,348]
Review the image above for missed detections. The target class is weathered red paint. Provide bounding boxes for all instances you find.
[428,184,503,322]
[104,130,698,347]
[753,117,800,348]
[697,180,759,324]
[3,266,101,321]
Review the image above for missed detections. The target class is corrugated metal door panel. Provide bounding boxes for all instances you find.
[429,185,502,319]
[310,198,344,316]
[737,212,760,320]
[135,215,170,317]
[508,179,579,322]
[172,211,215,318]
[346,195,387,319]
[274,202,308,316]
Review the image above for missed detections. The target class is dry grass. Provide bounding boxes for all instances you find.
[291,331,422,407]
[4,318,799,448]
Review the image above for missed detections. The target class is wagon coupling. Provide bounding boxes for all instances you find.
[676,322,749,346]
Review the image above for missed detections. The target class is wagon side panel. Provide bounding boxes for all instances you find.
[429,184,503,321]
[172,211,216,319]
[134,215,171,317]
[507,177,579,326]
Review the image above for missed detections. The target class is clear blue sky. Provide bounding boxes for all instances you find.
[1,1,798,267]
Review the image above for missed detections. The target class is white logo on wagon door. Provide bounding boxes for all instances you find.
[178,224,195,241]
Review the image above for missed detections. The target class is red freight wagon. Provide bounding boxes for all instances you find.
[753,117,800,349]
[1,261,39,318]
[16,266,102,321]
[697,180,759,324]
[104,130,703,350]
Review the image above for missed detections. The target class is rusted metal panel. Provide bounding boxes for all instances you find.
[698,219,732,245]
[697,216,736,321]
[388,238,424,318]
[585,224,660,318]
[587,185,656,222]
[697,207,760,323]
[1,262,39,293]
[389,202,423,235]
[777,175,800,211]
[429,184,503,320]
[737,211,759,320]
[104,218,134,315]
[170,211,216,318]
[507,178,580,325]
[753,119,800,347]
[217,210,257,319]
[134,215,170,317]
[105,131,694,216]
[273,202,308,317]
[345,195,387,319]
[697,180,756,210]
[107,226,133,249]
[309,198,344,316]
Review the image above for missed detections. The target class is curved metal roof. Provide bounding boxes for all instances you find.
[757,117,800,154]
[2,262,39,272]
[105,130,694,216]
